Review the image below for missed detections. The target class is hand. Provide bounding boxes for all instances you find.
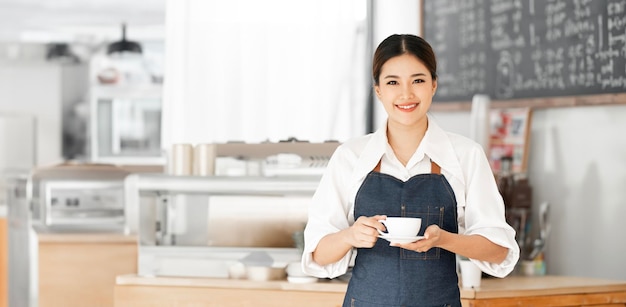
[344,215,387,248]
[391,224,443,252]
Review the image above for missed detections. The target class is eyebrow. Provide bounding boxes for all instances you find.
[382,73,427,79]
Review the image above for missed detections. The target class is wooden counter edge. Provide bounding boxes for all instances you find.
[461,276,626,300]
[430,93,626,111]
[116,274,348,293]
[115,274,626,300]
[37,233,137,243]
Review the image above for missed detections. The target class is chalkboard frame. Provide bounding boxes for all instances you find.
[419,1,626,111]
[430,93,626,111]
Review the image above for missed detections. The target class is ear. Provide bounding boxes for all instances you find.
[374,85,381,98]
[432,79,438,96]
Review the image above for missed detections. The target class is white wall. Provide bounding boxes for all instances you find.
[527,106,626,279]
[0,115,36,171]
[0,61,88,167]
[431,105,626,281]
[372,0,421,130]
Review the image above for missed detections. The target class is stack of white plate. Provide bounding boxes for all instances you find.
[286,262,318,284]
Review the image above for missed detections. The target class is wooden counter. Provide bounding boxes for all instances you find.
[115,274,347,307]
[115,274,626,307]
[38,233,137,307]
[461,275,626,306]
[0,217,7,307]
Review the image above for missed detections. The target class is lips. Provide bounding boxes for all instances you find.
[396,103,418,111]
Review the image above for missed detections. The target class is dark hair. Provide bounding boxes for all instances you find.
[372,34,437,86]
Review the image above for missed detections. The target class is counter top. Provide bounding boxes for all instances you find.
[460,275,626,299]
[37,233,137,243]
[117,274,626,298]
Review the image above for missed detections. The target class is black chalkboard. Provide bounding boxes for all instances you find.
[423,0,626,102]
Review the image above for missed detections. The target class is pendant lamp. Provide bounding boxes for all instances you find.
[46,43,80,63]
[107,23,142,55]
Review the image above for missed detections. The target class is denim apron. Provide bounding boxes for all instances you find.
[343,160,461,307]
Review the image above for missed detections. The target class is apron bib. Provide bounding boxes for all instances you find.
[343,160,461,307]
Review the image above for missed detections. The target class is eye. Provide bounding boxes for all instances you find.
[386,80,398,85]
[413,79,425,84]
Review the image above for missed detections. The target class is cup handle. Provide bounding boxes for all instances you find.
[377,219,387,236]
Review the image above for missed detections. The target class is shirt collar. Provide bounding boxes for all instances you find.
[349,114,466,186]
[348,125,387,185]
[421,114,466,185]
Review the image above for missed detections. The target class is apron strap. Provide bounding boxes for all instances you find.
[373,159,441,174]
[373,160,382,172]
[431,160,441,174]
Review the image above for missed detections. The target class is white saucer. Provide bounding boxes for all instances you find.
[378,234,425,244]
[287,276,318,284]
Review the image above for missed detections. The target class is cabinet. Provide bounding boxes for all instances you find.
[460,276,626,307]
[6,166,137,307]
[37,234,137,307]
[114,275,346,307]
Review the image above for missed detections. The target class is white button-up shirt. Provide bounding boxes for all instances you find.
[302,115,520,279]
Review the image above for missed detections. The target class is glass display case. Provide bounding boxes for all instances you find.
[124,174,320,278]
[90,84,164,165]
[89,42,165,166]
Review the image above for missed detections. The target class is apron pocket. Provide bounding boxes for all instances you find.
[403,205,445,260]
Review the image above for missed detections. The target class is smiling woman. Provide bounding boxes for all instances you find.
[161,0,370,146]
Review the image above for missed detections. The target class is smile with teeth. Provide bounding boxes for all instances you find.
[396,103,418,110]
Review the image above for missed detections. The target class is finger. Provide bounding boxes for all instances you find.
[408,241,429,252]
[423,224,441,239]
[357,216,387,233]
[357,228,379,239]
[423,227,432,239]
[356,233,379,247]
[354,223,382,240]
[362,215,386,226]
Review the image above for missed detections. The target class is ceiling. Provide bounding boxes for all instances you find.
[0,0,166,43]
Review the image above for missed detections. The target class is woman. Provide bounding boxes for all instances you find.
[301,34,520,307]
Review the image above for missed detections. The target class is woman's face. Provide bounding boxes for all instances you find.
[375,53,437,129]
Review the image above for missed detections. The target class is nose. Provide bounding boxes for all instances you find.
[401,83,415,99]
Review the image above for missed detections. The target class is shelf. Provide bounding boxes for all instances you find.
[90,83,163,99]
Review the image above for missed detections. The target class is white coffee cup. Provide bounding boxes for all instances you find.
[459,259,482,288]
[378,217,421,237]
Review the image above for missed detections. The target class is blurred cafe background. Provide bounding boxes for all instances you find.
[1,0,625,306]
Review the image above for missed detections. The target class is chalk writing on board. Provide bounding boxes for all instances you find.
[424,0,626,102]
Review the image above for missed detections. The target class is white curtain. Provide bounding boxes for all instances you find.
[162,0,369,147]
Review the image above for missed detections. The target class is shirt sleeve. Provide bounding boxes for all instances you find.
[300,145,355,278]
[461,144,520,278]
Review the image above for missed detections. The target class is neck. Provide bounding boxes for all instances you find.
[386,118,428,165]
